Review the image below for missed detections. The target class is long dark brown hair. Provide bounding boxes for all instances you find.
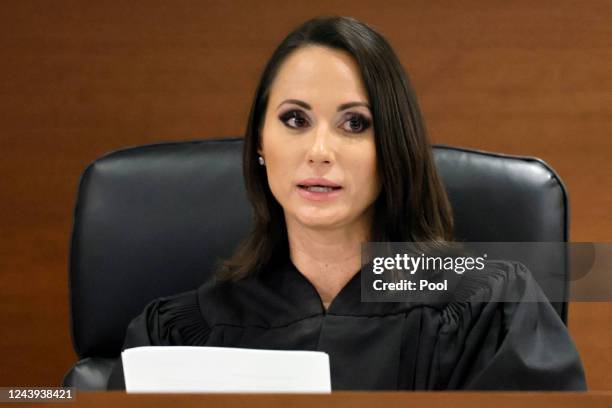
[216,16,454,282]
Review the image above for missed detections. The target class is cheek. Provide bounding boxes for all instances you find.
[265,160,286,193]
[353,148,379,194]
[264,148,297,200]
[269,165,289,188]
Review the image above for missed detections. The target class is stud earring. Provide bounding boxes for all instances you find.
[258,155,265,166]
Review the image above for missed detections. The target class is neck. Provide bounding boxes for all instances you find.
[285,214,371,307]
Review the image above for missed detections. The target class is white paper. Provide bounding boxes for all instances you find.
[121,346,331,393]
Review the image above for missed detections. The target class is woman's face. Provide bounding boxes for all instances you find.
[259,45,381,232]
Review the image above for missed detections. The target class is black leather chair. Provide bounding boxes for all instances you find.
[62,137,570,389]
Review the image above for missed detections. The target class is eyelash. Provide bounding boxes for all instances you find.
[278,110,372,133]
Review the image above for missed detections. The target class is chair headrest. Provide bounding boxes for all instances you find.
[69,138,568,358]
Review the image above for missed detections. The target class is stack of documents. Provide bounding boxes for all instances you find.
[121,346,331,393]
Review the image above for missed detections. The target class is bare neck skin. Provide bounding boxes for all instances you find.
[285,209,373,310]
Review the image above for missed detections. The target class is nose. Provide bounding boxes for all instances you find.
[305,122,335,166]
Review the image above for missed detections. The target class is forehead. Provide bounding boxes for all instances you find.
[268,45,369,105]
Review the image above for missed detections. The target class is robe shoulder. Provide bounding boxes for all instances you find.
[434,259,587,390]
[106,289,210,390]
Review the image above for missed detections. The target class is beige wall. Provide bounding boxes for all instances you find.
[1,0,611,388]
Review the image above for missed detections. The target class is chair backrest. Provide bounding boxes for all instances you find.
[68,138,569,361]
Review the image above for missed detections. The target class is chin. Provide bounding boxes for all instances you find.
[295,213,343,228]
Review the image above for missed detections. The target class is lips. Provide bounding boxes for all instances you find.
[298,185,341,193]
[297,178,342,189]
[296,178,343,201]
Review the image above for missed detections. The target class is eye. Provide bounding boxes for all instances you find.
[279,109,310,129]
[341,113,372,133]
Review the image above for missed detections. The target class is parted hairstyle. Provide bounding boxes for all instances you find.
[215,15,454,282]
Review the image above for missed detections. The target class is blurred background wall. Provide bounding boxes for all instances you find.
[1,0,611,388]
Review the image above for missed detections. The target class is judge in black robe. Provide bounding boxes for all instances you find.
[106,16,586,392]
[107,254,586,390]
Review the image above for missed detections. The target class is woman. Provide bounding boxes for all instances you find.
[108,16,586,390]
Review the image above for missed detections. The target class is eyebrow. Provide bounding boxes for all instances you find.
[276,99,371,112]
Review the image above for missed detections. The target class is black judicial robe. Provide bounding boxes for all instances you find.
[107,257,587,390]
